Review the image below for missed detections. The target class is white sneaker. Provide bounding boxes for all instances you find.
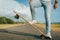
[45,32,52,39]
[29,20,36,24]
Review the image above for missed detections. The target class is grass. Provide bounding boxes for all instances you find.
[35,24,60,32]
[0,24,60,32]
[0,24,23,29]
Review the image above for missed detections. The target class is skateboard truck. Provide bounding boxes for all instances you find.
[40,34,52,39]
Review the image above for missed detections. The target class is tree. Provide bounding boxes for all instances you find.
[0,17,7,24]
[6,18,14,24]
[0,17,14,24]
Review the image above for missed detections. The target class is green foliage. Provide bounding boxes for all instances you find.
[6,18,14,24]
[0,17,7,24]
[0,17,14,24]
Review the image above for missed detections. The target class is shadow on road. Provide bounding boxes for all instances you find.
[0,24,60,40]
[0,29,41,39]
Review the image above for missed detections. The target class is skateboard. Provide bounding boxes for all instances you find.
[13,11,52,40]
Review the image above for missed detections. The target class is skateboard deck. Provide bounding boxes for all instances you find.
[13,11,52,40]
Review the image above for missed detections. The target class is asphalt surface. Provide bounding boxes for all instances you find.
[0,24,60,40]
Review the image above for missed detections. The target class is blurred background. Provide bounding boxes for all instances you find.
[0,0,60,24]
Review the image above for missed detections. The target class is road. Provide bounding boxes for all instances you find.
[0,24,60,40]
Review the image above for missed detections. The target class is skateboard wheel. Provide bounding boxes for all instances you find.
[40,34,45,39]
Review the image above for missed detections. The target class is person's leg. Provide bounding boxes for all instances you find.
[29,2,36,24]
[42,1,52,38]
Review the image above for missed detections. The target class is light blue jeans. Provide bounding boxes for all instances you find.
[29,1,51,34]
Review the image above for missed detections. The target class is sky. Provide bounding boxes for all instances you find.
[0,0,60,23]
